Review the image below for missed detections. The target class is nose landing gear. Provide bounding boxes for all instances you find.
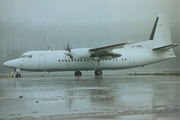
[15,73,21,78]
[14,69,21,78]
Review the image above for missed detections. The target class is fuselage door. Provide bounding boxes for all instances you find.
[38,54,46,70]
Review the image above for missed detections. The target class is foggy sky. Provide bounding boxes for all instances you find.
[0,0,179,73]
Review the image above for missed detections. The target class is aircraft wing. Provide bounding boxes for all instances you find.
[89,42,129,60]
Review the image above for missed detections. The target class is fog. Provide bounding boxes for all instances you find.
[0,0,179,73]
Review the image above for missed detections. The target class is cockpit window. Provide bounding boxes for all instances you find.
[21,55,26,58]
[28,55,32,58]
[21,55,33,58]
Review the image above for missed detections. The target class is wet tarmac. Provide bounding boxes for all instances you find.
[0,74,179,119]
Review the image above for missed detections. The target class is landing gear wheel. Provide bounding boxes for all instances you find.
[74,71,82,76]
[15,74,21,78]
[95,70,102,76]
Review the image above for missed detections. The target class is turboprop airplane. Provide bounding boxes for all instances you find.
[3,14,178,78]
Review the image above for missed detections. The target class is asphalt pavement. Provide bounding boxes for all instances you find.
[0,74,179,119]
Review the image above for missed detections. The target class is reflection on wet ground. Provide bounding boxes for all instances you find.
[0,75,179,119]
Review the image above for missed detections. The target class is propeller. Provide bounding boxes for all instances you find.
[64,43,71,52]
[47,46,52,51]
[64,42,73,59]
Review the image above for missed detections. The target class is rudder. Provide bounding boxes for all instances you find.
[149,14,172,48]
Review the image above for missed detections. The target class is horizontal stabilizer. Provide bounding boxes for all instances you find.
[153,43,178,51]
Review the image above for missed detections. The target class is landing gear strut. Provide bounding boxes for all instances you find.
[95,70,102,76]
[74,70,82,76]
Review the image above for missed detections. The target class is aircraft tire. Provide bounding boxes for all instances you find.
[16,74,21,78]
[74,71,82,76]
[95,70,102,76]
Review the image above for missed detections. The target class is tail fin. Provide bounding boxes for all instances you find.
[149,14,177,50]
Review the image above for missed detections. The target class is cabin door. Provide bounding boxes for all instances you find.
[38,54,46,70]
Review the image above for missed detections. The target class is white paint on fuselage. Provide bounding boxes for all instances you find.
[4,47,175,72]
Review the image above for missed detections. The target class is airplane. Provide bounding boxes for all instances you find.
[3,14,178,78]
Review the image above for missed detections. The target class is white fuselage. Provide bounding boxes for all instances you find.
[4,47,176,72]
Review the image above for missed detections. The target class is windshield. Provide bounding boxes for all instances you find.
[20,55,32,58]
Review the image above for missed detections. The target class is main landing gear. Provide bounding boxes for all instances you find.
[74,70,103,76]
[95,70,102,76]
[74,70,82,76]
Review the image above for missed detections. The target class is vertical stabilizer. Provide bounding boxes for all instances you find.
[149,14,172,48]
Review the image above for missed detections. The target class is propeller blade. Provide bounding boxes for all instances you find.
[47,46,52,51]
[64,42,73,59]
[65,43,71,52]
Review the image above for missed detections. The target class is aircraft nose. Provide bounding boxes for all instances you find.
[3,61,12,67]
[3,59,20,68]
[3,62,8,67]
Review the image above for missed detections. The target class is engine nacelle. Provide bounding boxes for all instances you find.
[70,48,91,59]
[93,56,112,61]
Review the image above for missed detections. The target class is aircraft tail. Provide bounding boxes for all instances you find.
[149,14,178,50]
